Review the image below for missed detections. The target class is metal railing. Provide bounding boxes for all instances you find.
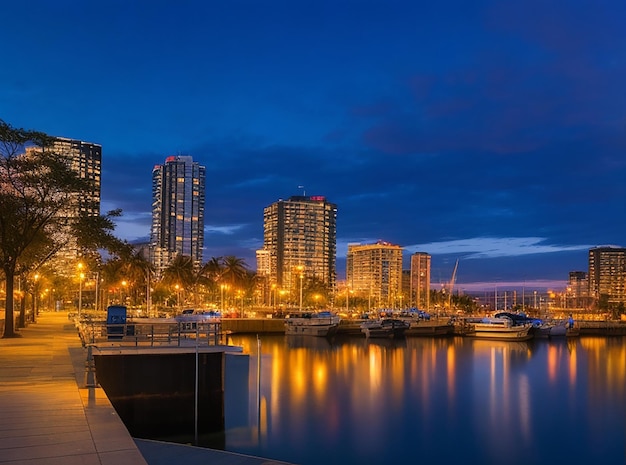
[76,319,228,347]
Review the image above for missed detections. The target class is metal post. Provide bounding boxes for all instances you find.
[85,345,97,388]
[78,276,83,317]
[194,325,199,445]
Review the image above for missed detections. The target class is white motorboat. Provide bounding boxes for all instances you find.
[284,311,340,337]
[469,315,533,341]
[360,318,410,339]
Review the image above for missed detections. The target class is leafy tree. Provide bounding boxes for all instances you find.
[1,120,127,337]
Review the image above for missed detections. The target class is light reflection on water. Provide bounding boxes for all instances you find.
[225,335,626,465]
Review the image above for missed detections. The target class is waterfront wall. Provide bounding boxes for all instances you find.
[94,351,227,440]
[221,318,285,334]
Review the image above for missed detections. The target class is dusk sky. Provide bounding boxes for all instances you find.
[2,0,625,290]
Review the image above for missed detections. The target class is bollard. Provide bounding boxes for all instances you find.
[84,345,97,388]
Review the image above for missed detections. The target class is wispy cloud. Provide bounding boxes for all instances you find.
[205,224,247,235]
[405,237,593,259]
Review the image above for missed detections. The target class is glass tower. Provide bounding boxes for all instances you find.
[150,155,205,276]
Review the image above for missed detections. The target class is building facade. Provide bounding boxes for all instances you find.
[26,137,102,265]
[567,271,589,308]
[588,246,626,306]
[410,252,431,310]
[260,195,337,297]
[346,241,403,308]
[150,155,206,277]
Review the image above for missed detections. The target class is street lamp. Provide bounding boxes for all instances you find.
[77,263,84,317]
[220,284,229,312]
[296,265,304,311]
[174,284,180,312]
[33,273,40,322]
[270,283,277,309]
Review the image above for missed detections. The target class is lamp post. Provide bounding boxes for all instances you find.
[77,263,84,317]
[33,273,39,323]
[174,284,181,312]
[296,266,304,311]
[270,283,276,309]
[121,280,128,306]
[220,284,227,312]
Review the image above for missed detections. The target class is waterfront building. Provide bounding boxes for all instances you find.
[588,246,626,306]
[150,155,206,277]
[255,248,271,305]
[410,252,431,310]
[346,241,403,308]
[568,271,590,309]
[261,195,337,298]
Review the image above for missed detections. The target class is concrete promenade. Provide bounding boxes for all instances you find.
[0,311,293,465]
[0,311,148,465]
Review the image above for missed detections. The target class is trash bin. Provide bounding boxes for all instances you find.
[106,305,127,340]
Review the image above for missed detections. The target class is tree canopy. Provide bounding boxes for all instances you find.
[0,119,127,337]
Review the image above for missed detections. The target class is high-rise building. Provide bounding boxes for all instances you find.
[588,246,626,305]
[53,137,102,218]
[410,252,431,309]
[260,195,337,294]
[567,271,589,308]
[346,241,403,308]
[150,155,205,276]
[26,137,102,264]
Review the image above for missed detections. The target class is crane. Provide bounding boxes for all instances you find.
[448,259,459,311]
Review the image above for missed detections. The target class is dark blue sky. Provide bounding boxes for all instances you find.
[2,0,625,290]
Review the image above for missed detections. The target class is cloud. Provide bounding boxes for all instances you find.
[405,237,593,259]
[205,224,247,235]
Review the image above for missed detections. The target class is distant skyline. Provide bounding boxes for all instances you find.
[2,0,625,290]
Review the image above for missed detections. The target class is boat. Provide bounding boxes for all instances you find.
[360,318,410,339]
[535,318,580,339]
[284,311,340,337]
[468,315,533,341]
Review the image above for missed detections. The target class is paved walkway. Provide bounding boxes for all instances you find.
[0,311,148,465]
[0,312,294,465]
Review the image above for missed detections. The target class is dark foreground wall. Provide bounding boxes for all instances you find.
[94,352,225,439]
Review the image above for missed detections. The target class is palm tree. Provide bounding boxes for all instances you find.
[200,256,223,303]
[121,250,154,311]
[220,256,248,288]
[161,254,194,308]
[100,258,126,306]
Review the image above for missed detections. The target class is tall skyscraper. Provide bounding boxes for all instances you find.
[588,246,626,305]
[260,195,337,293]
[26,137,102,265]
[150,155,206,276]
[53,137,102,218]
[410,252,431,309]
[346,241,403,308]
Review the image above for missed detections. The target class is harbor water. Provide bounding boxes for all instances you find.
[203,334,625,465]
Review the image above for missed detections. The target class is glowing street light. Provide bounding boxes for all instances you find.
[77,263,85,317]
[296,265,304,311]
[220,283,229,312]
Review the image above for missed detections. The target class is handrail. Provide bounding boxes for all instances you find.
[74,319,228,347]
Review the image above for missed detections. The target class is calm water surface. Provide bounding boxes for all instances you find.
[220,334,625,465]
